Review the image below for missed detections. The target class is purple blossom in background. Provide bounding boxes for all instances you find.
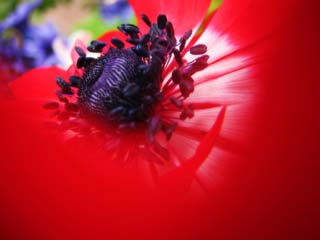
[100,0,134,24]
[0,0,42,32]
[0,0,59,84]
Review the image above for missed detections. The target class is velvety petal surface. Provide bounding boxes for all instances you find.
[128,0,213,36]
[0,0,318,239]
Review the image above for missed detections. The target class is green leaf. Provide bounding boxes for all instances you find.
[0,0,18,20]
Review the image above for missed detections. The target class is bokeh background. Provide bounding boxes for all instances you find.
[0,1,318,239]
[0,0,134,90]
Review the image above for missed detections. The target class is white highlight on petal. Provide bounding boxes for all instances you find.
[169,28,260,189]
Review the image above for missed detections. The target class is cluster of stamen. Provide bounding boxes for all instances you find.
[44,14,209,142]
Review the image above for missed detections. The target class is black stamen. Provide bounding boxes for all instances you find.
[148,115,162,142]
[122,83,140,97]
[173,49,183,66]
[126,38,140,45]
[190,44,208,55]
[195,54,210,63]
[133,44,149,58]
[56,77,73,94]
[58,96,69,103]
[179,75,194,98]
[157,14,167,30]
[180,30,192,42]
[169,96,183,108]
[119,24,140,35]
[69,75,81,87]
[166,22,175,39]
[172,68,182,84]
[140,34,150,45]
[183,55,209,76]
[109,106,126,118]
[138,63,150,74]
[65,102,79,112]
[50,13,209,148]
[180,105,194,120]
[77,56,86,68]
[43,101,59,110]
[157,39,168,47]
[111,37,125,49]
[179,30,192,52]
[162,122,177,140]
[141,14,152,27]
[75,46,86,57]
[87,40,106,53]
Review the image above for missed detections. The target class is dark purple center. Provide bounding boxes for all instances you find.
[46,14,209,140]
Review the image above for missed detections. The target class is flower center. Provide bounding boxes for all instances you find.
[45,14,209,142]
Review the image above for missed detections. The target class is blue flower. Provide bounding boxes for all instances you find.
[0,0,59,83]
[0,0,42,32]
[100,0,134,24]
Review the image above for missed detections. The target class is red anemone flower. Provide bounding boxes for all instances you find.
[0,0,318,239]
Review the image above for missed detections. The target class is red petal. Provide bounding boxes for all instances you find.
[128,0,212,36]
[203,0,300,61]
[10,67,68,101]
[0,0,318,238]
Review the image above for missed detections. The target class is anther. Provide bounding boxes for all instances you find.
[43,101,59,110]
[119,24,140,35]
[143,95,154,104]
[173,49,183,66]
[58,96,69,103]
[126,38,140,45]
[56,77,73,94]
[138,64,150,74]
[122,83,140,97]
[157,39,168,47]
[109,106,126,118]
[179,30,192,51]
[148,115,162,142]
[77,57,95,68]
[172,68,182,84]
[69,75,81,87]
[179,75,194,98]
[166,22,175,39]
[128,108,139,118]
[140,34,150,45]
[180,105,194,120]
[157,14,167,30]
[169,96,183,108]
[76,56,86,68]
[65,102,79,112]
[141,14,152,27]
[111,37,125,49]
[133,44,149,58]
[183,55,209,76]
[180,30,192,42]
[189,44,208,55]
[162,122,177,140]
[87,40,106,53]
[195,54,210,63]
[75,46,86,57]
